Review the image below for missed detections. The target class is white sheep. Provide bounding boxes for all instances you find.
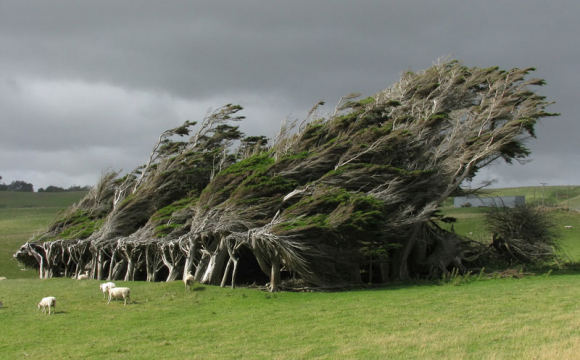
[0,277,7,281]
[77,272,89,280]
[99,282,116,300]
[107,287,131,305]
[184,272,194,291]
[565,225,573,229]
[38,296,56,315]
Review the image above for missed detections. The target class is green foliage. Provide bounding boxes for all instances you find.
[0,180,34,192]
[440,268,475,286]
[236,174,298,199]
[498,140,531,163]
[280,150,310,161]
[154,223,185,238]
[58,219,105,240]
[150,196,197,223]
[48,209,107,240]
[358,96,376,105]
[203,154,275,198]
[150,196,197,237]
[219,153,274,177]
[484,205,560,264]
[485,205,559,247]
[425,112,449,126]
[276,187,386,244]
[301,122,325,140]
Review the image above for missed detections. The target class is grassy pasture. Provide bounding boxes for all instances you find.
[481,186,580,210]
[1,275,580,359]
[2,190,580,359]
[0,191,88,209]
[0,191,87,279]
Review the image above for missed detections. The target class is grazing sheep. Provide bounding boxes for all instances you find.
[184,272,194,291]
[38,296,56,315]
[77,272,89,280]
[565,225,573,229]
[99,282,116,300]
[0,277,7,281]
[107,287,131,305]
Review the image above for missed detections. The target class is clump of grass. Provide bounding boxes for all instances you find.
[440,268,474,286]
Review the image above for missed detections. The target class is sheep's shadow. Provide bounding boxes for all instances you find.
[39,310,67,315]
[106,301,138,305]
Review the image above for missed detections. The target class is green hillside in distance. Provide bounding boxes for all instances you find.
[480,186,580,209]
[0,191,87,279]
[0,191,88,209]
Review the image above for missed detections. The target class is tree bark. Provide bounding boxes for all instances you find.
[350,264,362,284]
[231,257,239,289]
[201,241,229,285]
[96,251,105,280]
[379,262,389,283]
[180,235,199,280]
[145,244,161,282]
[108,250,117,280]
[159,241,184,282]
[270,259,281,292]
[111,260,127,280]
[394,223,423,280]
[220,258,233,288]
[194,253,210,282]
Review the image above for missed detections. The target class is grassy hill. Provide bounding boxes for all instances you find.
[1,274,580,359]
[481,185,580,209]
[0,191,88,209]
[0,191,87,279]
[2,190,580,358]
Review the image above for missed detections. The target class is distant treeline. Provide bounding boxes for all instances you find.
[37,185,92,193]
[0,180,34,192]
[0,176,91,193]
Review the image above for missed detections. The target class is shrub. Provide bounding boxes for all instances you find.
[485,205,560,264]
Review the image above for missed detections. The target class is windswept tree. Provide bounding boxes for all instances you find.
[15,60,557,290]
[486,204,560,264]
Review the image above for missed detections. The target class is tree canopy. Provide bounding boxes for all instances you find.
[0,180,34,192]
[14,60,558,290]
[38,185,92,192]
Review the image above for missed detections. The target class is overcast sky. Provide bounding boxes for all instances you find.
[1,1,578,190]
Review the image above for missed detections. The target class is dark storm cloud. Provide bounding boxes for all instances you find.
[0,1,578,188]
[4,1,574,102]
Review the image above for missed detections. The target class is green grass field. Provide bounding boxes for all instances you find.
[2,190,580,359]
[0,191,87,279]
[0,191,88,210]
[481,185,580,210]
[1,274,580,359]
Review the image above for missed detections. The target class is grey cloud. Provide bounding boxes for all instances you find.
[3,1,575,103]
[0,77,293,189]
[0,1,578,188]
